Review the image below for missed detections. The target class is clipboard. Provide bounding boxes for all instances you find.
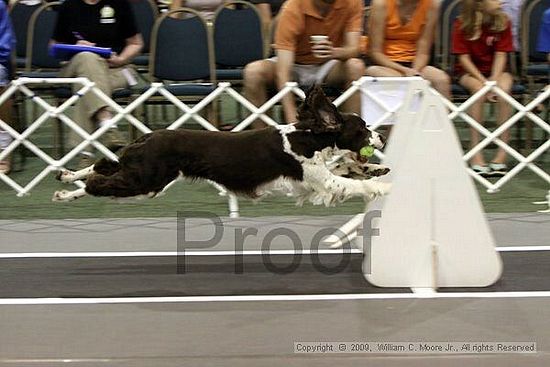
[49,44,113,60]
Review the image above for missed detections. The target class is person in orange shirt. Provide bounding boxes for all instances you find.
[243,0,365,127]
[365,0,450,98]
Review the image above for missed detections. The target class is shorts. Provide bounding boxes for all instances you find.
[267,57,339,88]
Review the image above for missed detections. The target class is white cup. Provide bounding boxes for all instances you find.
[310,35,329,58]
[310,35,328,44]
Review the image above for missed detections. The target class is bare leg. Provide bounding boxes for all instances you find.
[459,74,487,166]
[243,59,276,129]
[419,66,452,100]
[492,72,513,164]
[324,58,366,114]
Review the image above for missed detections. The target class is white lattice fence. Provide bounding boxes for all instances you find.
[0,76,548,214]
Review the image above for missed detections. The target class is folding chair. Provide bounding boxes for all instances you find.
[8,0,45,71]
[146,8,217,128]
[213,0,266,84]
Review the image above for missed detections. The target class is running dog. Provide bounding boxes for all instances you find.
[53,86,391,205]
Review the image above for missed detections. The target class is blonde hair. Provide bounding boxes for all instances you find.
[459,0,508,40]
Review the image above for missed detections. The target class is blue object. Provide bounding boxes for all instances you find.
[536,9,550,53]
[49,43,112,60]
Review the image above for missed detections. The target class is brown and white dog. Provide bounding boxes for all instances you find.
[52,86,391,205]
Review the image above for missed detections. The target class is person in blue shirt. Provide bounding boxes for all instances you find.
[536,8,550,62]
[0,0,15,175]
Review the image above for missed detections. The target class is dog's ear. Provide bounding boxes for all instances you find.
[295,85,343,133]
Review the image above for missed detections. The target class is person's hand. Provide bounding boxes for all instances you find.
[403,67,421,77]
[76,40,96,47]
[107,53,126,68]
[487,76,498,102]
[310,39,334,59]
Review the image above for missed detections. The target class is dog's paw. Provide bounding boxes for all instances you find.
[363,181,392,199]
[55,169,76,184]
[52,190,77,202]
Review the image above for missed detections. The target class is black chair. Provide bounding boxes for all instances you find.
[23,1,60,77]
[8,0,45,71]
[213,0,266,83]
[146,8,217,127]
[129,0,159,75]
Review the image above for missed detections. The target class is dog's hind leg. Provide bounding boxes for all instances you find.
[52,187,88,202]
[56,165,95,184]
[55,158,121,184]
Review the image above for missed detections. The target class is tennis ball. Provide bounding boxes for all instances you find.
[360,145,375,157]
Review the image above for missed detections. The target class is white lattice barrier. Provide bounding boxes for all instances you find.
[0,76,548,215]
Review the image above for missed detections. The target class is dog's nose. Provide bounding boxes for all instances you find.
[369,131,386,149]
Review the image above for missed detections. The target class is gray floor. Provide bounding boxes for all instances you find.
[0,213,549,366]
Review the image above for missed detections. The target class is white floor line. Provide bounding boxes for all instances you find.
[0,249,362,258]
[496,246,550,252]
[1,291,550,305]
[0,246,548,258]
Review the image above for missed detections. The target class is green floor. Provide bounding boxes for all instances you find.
[1,95,549,219]
[0,156,548,220]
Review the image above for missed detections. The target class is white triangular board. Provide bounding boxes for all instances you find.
[364,81,502,288]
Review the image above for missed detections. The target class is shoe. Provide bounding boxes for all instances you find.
[488,162,508,177]
[471,164,491,177]
[0,158,11,175]
[99,128,126,151]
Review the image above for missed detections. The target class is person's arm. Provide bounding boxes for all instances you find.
[255,3,272,30]
[412,0,439,71]
[368,0,418,76]
[275,48,297,123]
[489,51,507,81]
[457,54,486,82]
[107,33,144,67]
[170,0,184,11]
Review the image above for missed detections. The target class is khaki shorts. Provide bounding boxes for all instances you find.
[268,57,339,88]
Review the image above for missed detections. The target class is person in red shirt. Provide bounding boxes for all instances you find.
[452,0,514,177]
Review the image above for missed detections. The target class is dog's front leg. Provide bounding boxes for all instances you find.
[303,164,391,205]
[56,165,95,183]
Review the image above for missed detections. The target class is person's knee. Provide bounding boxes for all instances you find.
[243,60,271,89]
[431,69,451,87]
[345,58,365,81]
[71,51,103,65]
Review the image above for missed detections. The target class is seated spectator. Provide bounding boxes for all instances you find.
[169,0,226,20]
[537,7,550,63]
[452,0,514,177]
[50,0,143,168]
[365,0,451,99]
[243,0,365,127]
[0,0,14,175]
[535,7,550,110]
